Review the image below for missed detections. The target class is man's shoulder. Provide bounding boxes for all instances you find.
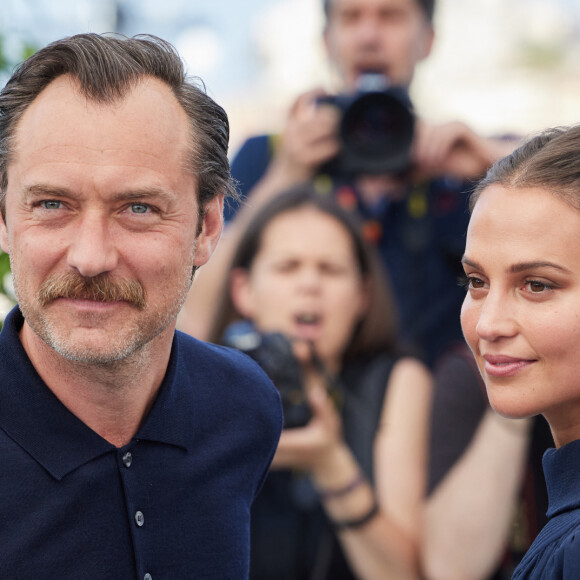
[174,331,283,438]
[175,330,280,393]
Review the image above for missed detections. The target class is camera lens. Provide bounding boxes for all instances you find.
[340,91,414,174]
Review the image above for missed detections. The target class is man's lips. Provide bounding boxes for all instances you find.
[482,354,536,378]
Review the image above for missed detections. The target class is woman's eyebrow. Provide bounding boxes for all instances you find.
[461,255,570,274]
[508,261,570,274]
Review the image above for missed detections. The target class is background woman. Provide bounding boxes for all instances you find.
[210,185,432,579]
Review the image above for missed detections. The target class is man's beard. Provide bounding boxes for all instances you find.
[14,269,189,367]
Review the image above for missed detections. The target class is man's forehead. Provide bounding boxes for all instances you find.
[11,74,191,166]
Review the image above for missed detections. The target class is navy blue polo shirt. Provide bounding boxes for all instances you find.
[0,307,283,579]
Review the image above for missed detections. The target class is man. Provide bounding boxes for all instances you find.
[0,33,282,578]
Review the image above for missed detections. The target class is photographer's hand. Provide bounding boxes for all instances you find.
[412,119,519,180]
[267,88,341,186]
[270,369,344,471]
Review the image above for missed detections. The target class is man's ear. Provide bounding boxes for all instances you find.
[419,25,435,62]
[0,207,9,255]
[193,194,224,268]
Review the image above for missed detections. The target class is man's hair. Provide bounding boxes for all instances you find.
[470,125,580,212]
[0,33,237,220]
[323,0,435,23]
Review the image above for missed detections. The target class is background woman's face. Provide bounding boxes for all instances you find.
[461,184,580,446]
[232,206,368,371]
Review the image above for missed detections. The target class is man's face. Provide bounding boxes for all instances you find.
[324,0,434,89]
[0,75,223,365]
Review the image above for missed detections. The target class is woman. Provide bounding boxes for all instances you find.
[460,125,580,578]
[210,185,432,579]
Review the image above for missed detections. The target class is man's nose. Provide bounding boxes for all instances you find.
[355,16,383,47]
[67,213,119,278]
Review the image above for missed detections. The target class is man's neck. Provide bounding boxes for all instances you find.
[20,323,173,447]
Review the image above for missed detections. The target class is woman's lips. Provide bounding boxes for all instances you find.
[483,354,535,378]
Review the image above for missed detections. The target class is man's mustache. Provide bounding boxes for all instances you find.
[37,272,146,310]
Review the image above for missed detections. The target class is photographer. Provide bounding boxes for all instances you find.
[209,185,432,580]
[182,0,517,366]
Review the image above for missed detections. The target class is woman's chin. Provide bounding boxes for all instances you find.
[488,396,538,420]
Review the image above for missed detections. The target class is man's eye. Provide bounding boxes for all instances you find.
[41,200,62,210]
[130,203,149,214]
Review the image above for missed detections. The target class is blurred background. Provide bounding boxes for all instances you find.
[1,0,580,155]
[0,0,579,316]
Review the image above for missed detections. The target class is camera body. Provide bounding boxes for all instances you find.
[319,73,415,176]
[222,321,312,429]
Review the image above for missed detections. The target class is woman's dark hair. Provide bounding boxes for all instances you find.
[209,183,399,360]
[470,125,580,213]
[0,32,237,221]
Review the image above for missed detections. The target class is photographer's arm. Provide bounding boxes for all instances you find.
[422,410,531,580]
[273,357,432,580]
[420,353,532,580]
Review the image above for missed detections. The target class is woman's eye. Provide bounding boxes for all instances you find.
[461,275,485,290]
[526,280,552,293]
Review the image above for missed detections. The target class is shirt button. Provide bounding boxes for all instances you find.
[122,452,133,468]
[135,511,145,527]
[144,574,152,580]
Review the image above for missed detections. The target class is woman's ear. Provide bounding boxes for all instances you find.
[229,267,256,319]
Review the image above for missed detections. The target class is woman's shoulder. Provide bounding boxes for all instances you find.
[512,509,580,579]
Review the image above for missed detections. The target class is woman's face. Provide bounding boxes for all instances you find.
[232,206,368,372]
[461,184,580,446]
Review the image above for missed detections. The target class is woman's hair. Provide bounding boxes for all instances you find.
[209,183,399,359]
[471,125,580,212]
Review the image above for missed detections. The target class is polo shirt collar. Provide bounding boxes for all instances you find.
[0,307,193,481]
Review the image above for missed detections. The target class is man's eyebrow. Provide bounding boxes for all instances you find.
[109,187,175,203]
[461,256,570,274]
[23,184,73,199]
[22,184,174,202]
